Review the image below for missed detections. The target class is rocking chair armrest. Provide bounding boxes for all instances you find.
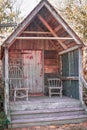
[14,88,29,90]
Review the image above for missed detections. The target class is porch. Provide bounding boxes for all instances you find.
[8,48,80,102]
[10,96,81,111]
[9,96,87,128]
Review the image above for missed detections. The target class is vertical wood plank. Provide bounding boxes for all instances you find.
[4,47,10,121]
[57,52,59,76]
[23,50,43,94]
[42,50,44,93]
[79,49,83,102]
[59,55,62,80]
[2,56,5,79]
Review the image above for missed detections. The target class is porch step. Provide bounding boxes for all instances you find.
[11,107,85,115]
[11,107,85,120]
[10,114,87,128]
[10,106,87,128]
[9,97,87,128]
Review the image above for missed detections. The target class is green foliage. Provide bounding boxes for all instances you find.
[0,112,7,120]
[64,2,87,43]
[0,0,22,33]
[0,80,10,129]
[0,112,10,130]
[0,0,16,23]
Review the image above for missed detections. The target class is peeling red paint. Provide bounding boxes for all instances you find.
[29,55,33,59]
[23,51,43,94]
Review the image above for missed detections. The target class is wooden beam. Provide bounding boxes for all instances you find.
[49,40,58,50]
[33,22,58,50]
[4,1,46,46]
[38,14,67,50]
[23,31,51,34]
[78,49,83,102]
[44,3,83,45]
[4,48,8,115]
[59,46,79,55]
[16,36,73,40]
[54,25,61,32]
[62,76,79,80]
[4,48,10,121]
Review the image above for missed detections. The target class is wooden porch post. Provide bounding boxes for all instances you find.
[79,49,83,103]
[4,47,10,121]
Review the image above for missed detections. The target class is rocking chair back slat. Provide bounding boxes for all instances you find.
[48,78,62,97]
[9,65,29,101]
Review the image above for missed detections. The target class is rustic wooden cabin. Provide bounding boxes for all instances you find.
[1,0,87,128]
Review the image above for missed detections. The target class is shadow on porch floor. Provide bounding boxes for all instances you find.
[10,96,79,104]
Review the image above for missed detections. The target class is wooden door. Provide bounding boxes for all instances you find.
[23,51,43,94]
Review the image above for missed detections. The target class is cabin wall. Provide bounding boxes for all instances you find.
[8,40,80,99]
[44,50,58,74]
[9,40,59,76]
[62,49,79,99]
[44,50,59,85]
[8,40,60,95]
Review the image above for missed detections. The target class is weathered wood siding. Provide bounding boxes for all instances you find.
[9,47,59,95]
[9,50,44,94]
[44,50,59,86]
[44,50,58,74]
[62,50,78,77]
[9,40,59,89]
[62,49,79,99]
[23,50,43,94]
[9,39,56,51]
[63,80,79,99]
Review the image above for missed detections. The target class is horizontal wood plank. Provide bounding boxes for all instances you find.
[23,31,51,34]
[62,77,79,80]
[16,36,74,40]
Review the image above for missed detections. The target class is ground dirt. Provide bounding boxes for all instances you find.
[5,121,87,130]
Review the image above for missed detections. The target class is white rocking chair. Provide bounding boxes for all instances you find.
[48,78,62,97]
[9,66,29,101]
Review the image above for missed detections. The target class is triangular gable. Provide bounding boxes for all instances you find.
[2,0,84,48]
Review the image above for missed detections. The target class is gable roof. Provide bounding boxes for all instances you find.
[2,0,84,48]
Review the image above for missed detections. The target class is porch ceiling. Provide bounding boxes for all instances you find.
[15,6,81,52]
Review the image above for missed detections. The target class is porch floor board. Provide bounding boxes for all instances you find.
[10,96,79,105]
[10,96,81,111]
